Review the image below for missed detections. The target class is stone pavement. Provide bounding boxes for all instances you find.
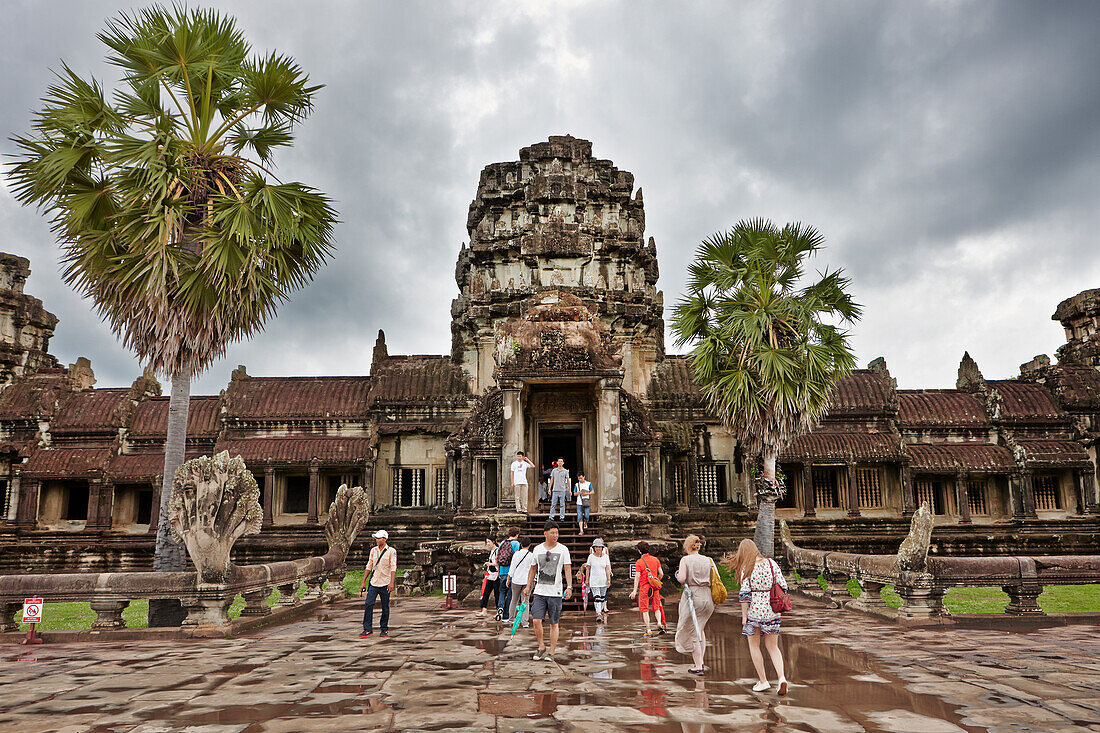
[2,597,1100,732]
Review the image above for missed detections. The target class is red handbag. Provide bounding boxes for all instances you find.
[768,560,792,613]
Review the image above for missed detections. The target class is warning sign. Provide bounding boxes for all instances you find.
[22,598,43,624]
[442,575,457,594]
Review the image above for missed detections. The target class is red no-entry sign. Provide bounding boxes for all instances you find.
[22,598,43,624]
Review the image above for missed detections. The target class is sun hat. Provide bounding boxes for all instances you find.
[591,538,605,547]
[373,529,388,539]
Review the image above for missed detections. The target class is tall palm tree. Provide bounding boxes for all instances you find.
[10,6,337,624]
[671,219,860,556]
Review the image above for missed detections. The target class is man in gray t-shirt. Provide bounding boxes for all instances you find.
[549,459,570,521]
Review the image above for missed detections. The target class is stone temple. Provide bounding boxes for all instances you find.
[1,136,1099,572]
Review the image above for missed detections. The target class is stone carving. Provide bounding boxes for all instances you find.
[892,503,934,574]
[323,484,371,557]
[529,390,591,415]
[168,452,262,583]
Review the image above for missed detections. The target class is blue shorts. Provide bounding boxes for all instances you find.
[576,504,590,522]
[530,593,563,625]
[742,617,781,635]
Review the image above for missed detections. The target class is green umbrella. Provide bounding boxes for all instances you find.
[511,602,527,635]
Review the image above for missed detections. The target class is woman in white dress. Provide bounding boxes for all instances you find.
[674,534,715,675]
[728,538,788,694]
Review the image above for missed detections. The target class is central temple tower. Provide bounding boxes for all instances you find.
[451,135,664,395]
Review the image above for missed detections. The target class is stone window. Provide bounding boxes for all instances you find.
[39,480,90,525]
[434,467,447,506]
[915,477,949,515]
[812,467,840,509]
[967,479,989,515]
[775,463,798,509]
[0,478,9,519]
[283,475,310,514]
[480,461,497,508]
[323,473,357,513]
[112,484,153,527]
[856,467,883,508]
[392,467,425,507]
[672,462,689,504]
[695,463,728,504]
[1033,474,1062,510]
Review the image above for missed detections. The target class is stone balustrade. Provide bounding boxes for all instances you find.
[781,504,1100,619]
[0,454,370,634]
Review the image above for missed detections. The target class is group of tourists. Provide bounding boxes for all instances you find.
[510,451,593,530]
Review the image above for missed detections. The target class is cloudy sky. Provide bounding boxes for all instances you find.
[3,1,1099,394]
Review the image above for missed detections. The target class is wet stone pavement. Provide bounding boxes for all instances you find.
[3,598,1100,732]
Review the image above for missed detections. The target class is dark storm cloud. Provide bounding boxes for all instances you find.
[2,1,1099,394]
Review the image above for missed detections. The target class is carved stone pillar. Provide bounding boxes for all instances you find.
[148,478,162,534]
[361,462,374,508]
[86,475,112,531]
[846,461,860,517]
[500,381,524,512]
[263,466,275,525]
[646,446,661,507]
[597,378,625,510]
[901,464,916,517]
[460,454,474,510]
[307,460,320,523]
[1020,470,1037,518]
[955,470,971,524]
[686,451,698,510]
[802,463,816,517]
[5,474,18,521]
[1084,470,1099,515]
[14,476,39,528]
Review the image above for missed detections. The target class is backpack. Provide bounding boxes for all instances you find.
[641,556,662,590]
[497,539,517,567]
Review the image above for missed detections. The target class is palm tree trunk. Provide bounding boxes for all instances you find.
[753,449,779,557]
[148,367,191,627]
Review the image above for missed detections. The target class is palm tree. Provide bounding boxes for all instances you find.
[10,6,337,624]
[670,219,860,556]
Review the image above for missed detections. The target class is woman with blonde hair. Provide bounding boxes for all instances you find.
[726,538,788,694]
[674,534,716,675]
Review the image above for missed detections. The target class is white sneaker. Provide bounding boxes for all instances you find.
[777,678,788,695]
[752,681,770,692]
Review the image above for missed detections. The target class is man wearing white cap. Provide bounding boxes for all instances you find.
[359,529,397,637]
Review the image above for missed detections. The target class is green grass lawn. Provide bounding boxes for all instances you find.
[836,575,1100,614]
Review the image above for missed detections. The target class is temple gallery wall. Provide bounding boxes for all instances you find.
[1,136,1098,573]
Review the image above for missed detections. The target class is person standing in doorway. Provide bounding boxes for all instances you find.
[509,451,534,513]
[549,458,571,522]
[538,464,551,509]
[359,529,397,638]
[584,538,613,622]
[495,527,522,621]
[574,472,593,533]
[524,520,573,663]
[629,540,667,637]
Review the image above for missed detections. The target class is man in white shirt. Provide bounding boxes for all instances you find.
[524,520,572,663]
[509,450,534,513]
[359,529,397,638]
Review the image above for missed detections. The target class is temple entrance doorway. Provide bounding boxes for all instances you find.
[540,426,583,483]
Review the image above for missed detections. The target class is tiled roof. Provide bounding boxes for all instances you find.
[0,374,66,420]
[225,376,373,420]
[215,436,374,464]
[988,381,1065,422]
[52,389,131,434]
[781,432,903,461]
[368,356,471,405]
[907,443,1017,472]
[22,447,112,476]
[108,450,203,481]
[1014,439,1091,467]
[827,370,895,416]
[646,356,704,406]
[898,390,990,428]
[128,396,222,437]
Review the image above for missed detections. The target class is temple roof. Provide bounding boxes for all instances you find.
[52,389,131,434]
[647,356,704,407]
[0,373,67,420]
[107,450,202,481]
[987,380,1066,423]
[781,432,903,461]
[1013,439,1091,468]
[898,390,990,428]
[128,396,222,438]
[368,356,470,406]
[224,375,373,420]
[827,370,896,417]
[1036,363,1100,412]
[215,436,375,464]
[906,443,1017,472]
[22,446,112,477]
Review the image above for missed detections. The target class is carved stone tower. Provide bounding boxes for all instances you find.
[451,135,664,394]
[0,253,59,387]
[1054,289,1100,368]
